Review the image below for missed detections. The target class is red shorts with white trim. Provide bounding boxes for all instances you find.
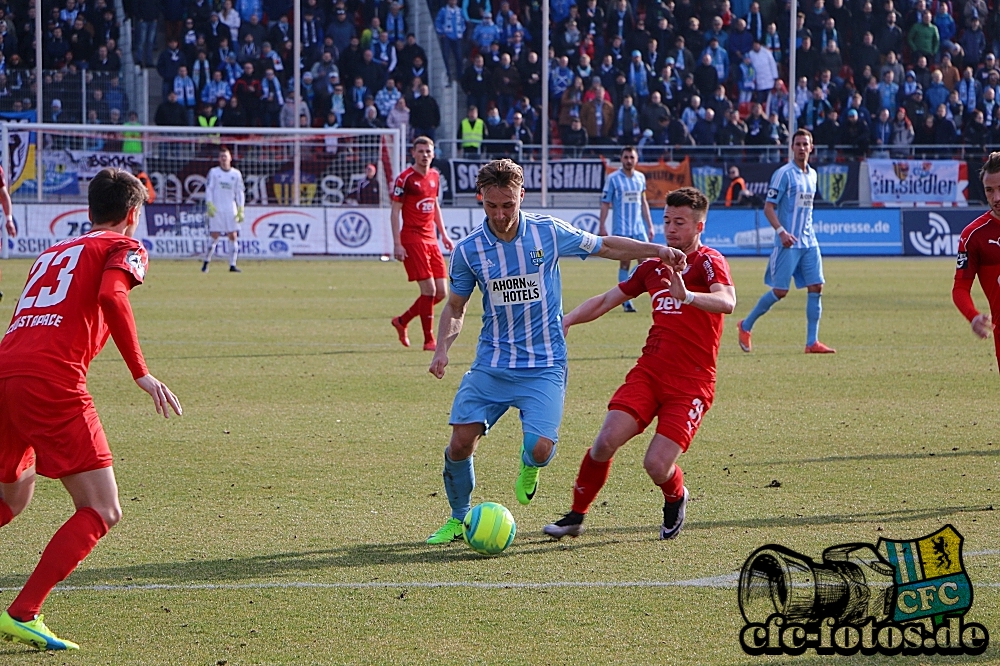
[0,377,112,483]
[402,242,446,282]
[607,364,714,452]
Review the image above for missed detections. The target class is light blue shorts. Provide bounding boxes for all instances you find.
[449,364,568,441]
[765,245,825,290]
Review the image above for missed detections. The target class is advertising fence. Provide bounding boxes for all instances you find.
[901,209,988,256]
[5,203,389,258]
[449,158,862,206]
[6,205,984,259]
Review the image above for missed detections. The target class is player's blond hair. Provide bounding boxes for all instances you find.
[413,136,434,148]
[89,168,148,225]
[476,159,524,194]
[981,152,1000,181]
[666,187,709,220]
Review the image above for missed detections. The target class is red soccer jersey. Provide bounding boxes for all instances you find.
[392,166,440,243]
[955,212,1000,318]
[0,230,148,390]
[620,246,733,382]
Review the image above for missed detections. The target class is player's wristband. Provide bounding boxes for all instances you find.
[775,226,787,235]
[683,291,695,305]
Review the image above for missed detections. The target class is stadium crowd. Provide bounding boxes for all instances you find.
[0,0,997,149]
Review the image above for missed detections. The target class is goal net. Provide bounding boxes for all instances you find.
[2,124,404,258]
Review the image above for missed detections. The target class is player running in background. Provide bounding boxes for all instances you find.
[953,151,1000,368]
[737,129,835,354]
[544,188,735,541]
[390,136,454,351]
[0,169,181,651]
[424,159,686,544]
[201,146,246,274]
[599,145,655,313]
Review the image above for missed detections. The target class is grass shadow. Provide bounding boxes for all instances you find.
[0,506,985,590]
[755,448,1000,467]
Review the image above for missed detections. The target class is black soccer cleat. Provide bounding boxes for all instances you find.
[543,511,586,539]
[201,261,209,273]
[229,265,242,273]
[659,486,689,540]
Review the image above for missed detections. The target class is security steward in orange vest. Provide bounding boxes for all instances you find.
[725,166,747,206]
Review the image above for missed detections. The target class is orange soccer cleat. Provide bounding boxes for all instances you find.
[737,320,752,353]
[805,341,836,354]
[391,317,410,348]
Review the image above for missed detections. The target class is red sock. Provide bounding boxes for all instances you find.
[0,500,12,528]
[399,296,422,326]
[418,294,435,343]
[571,448,612,514]
[657,465,684,502]
[432,293,445,305]
[8,508,108,621]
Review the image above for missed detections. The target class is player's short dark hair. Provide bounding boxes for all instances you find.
[981,152,1000,181]
[413,135,434,148]
[792,128,813,143]
[89,168,148,225]
[476,158,524,193]
[620,145,638,157]
[666,187,709,220]
[219,145,232,155]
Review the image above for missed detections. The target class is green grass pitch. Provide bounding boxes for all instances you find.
[0,256,997,665]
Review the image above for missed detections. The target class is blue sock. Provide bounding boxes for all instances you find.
[806,292,821,346]
[743,290,781,331]
[443,448,474,521]
[618,267,629,284]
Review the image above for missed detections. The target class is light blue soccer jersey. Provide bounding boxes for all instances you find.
[449,211,603,369]
[601,169,648,239]
[766,162,818,249]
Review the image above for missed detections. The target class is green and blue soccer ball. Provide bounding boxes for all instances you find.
[462,502,516,555]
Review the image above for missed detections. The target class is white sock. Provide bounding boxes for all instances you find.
[205,239,219,263]
[229,240,239,267]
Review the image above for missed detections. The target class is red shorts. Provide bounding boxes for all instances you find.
[608,364,715,452]
[0,377,113,483]
[402,241,446,282]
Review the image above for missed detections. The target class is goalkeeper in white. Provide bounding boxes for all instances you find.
[202,146,246,273]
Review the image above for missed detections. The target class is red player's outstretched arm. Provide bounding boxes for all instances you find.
[563,286,632,333]
[952,277,979,322]
[98,268,148,380]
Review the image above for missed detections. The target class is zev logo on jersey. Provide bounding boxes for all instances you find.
[416,197,436,213]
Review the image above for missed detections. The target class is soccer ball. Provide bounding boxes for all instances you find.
[462,502,516,556]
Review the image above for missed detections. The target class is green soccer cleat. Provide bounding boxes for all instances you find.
[426,517,464,544]
[515,461,540,505]
[0,611,79,651]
